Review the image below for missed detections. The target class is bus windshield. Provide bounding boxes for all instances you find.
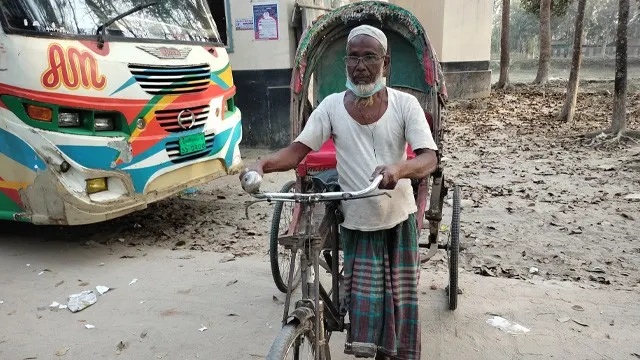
[0,0,222,44]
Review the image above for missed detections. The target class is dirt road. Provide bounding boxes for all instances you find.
[0,237,639,360]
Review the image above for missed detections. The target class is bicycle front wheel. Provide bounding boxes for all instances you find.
[270,180,302,293]
[266,322,317,360]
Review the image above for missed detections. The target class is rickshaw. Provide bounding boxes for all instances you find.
[246,1,461,358]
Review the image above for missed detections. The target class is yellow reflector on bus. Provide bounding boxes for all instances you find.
[86,178,108,194]
[26,105,53,122]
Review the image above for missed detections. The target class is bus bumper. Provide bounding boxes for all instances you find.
[18,157,244,226]
[9,116,244,226]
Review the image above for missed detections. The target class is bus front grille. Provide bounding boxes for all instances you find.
[155,105,210,133]
[128,63,211,95]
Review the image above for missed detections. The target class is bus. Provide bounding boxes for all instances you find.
[0,0,242,225]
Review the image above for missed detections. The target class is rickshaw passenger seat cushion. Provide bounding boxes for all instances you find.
[425,110,434,132]
[301,139,338,170]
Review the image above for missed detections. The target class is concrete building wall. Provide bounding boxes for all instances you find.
[227,0,296,71]
[216,0,299,148]
[440,0,492,63]
[388,0,493,99]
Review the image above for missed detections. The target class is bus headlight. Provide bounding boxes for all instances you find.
[59,111,81,127]
[95,116,115,131]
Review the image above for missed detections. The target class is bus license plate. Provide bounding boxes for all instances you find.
[179,133,206,155]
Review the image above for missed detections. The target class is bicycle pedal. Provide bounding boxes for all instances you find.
[344,342,353,355]
[346,342,377,358]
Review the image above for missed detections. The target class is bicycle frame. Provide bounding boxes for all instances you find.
[248,174,384,360]
[282,199,353,360]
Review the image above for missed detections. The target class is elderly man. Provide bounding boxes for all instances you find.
[240,25,438,360]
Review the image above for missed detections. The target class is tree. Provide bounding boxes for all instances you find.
[521,0,573,15]
[491,0,640,61]
[587,1,640,56]
[496,0,511,89]
[585,0,640,143]
[588,0,620,58]
[519,0,573,84]
[611,0,630,136]
[558,0,587,122]
[533,0,552,84]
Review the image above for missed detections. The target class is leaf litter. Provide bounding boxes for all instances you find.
[445,82,639,289]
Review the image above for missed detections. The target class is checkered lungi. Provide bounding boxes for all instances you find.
[341,213,420,360]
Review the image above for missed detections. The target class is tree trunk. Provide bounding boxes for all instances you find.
[496,0,511,89]
[611,0,629,135]
[533,0,552,85]
[558,0,587,123]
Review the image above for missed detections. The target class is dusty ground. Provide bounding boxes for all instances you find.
[1,239,639,360]
[0,78,639,359]
[445,80,640,290]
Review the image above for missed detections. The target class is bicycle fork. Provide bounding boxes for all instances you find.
[311,242,330,360]
[281,206,331,360]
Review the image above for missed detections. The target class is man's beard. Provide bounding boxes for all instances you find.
[354,79,379,97]
[346,64,386,107]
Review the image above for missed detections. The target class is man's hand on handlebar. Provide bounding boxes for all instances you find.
[371,164,401,190]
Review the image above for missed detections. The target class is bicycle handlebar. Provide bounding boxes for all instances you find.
[243,172,387,203]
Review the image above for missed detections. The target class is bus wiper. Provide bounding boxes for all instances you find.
[96,1,158,49]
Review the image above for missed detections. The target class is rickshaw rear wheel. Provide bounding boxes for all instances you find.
[270,180,302,293]
[447,185,461,311]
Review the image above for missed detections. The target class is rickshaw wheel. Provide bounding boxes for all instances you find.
[447,185,461,311]
[270,181,302,293]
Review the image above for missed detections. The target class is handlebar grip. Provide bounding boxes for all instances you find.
[370,174,383,190]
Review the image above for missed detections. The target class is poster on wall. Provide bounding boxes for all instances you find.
[253,3,279,40]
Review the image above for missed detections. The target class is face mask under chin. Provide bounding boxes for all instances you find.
[346,75,387,99]
[345,60,387,105]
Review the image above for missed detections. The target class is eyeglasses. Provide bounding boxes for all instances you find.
[344,55,383,67]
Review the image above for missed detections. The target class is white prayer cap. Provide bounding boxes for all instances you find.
[347,25,387,52]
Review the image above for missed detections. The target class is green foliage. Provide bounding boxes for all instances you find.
[520,0,573,16]
[492,0,540,57]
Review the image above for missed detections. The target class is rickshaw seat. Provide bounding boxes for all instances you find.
[303,139,338,171]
